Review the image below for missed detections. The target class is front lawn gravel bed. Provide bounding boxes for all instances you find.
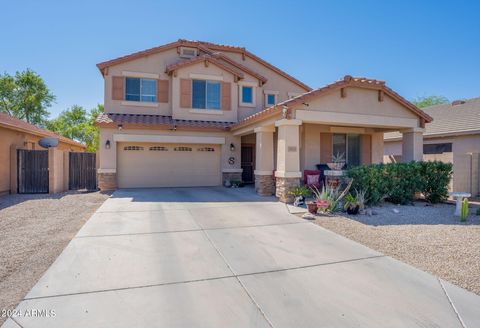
[310,202,480,295]
[0,191,109,325]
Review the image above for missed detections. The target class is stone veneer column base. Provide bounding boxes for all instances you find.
[98,172,117,191]
[275,177,300,203]
[222,172,242,186]
[255,175,275,196]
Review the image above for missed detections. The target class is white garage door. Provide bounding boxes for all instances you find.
[117,142,221,188]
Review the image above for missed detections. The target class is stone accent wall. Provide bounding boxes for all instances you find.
[275,177,300,203]
[222,172,242,186]
[98,172,117,191]
[255,175,274,196]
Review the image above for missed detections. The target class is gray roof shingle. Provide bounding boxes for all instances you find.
[384,97,480,140]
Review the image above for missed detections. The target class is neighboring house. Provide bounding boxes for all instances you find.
[0,112,86,195]
[95,39,431,202]
[384,98,480,196]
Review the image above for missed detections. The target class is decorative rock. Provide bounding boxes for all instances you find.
[392,208,400,214]
[302,212,316,220]
[98,172,117,190]
[255,174,275,196]
[275,177,300,203]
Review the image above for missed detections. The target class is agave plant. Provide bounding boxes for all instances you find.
[310,180,353,213]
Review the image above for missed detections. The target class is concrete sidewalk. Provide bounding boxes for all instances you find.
[4,187,480,327]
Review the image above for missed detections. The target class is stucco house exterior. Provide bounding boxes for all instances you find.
[95,39,432,202]
[384,98,480,196]
[0,112,86,195]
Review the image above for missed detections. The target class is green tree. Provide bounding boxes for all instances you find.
[411,95,449,108]
[0,69,55,125]
[46,104,103,152]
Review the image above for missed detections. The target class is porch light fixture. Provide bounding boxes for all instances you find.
[105,140,111,149]
[117,124,123,130]
[230,143,235,151]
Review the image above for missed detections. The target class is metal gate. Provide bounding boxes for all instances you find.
[17,149,49,194]
[69,152,97,190]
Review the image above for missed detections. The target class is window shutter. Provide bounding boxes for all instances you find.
[112,76,124,100]
[180,79,192,108]
[320,133,332,163]
[221,82,231,110]
[157,79,169,103]
[360,134,372,165]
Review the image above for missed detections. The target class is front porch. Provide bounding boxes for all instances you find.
[233,76,432,202]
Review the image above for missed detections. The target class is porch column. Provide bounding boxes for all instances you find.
[254,126,275,196]
[275,119,302,203]
[402,128,424,162]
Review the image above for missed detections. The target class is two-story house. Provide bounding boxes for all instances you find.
[96,39,432,202]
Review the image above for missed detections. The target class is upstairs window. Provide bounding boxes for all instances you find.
[266,94,276,106]
[192,79,221,110]
[239,83,256,107]
[242,86,253,104]
[264,90,278,107]
[125,77,157,102]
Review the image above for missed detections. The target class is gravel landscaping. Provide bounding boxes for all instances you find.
[309,201,480,295]
[0,191,109,325]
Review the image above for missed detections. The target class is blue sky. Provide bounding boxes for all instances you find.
[2,0,479,118]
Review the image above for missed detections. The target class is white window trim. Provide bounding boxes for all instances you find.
[191,79,222,110]
[122,71,159,79]
[288,92,302,99]
[239,81,257,107]
[121,101,159,107]
[125,77,157,103]
[189,109,224,115]
[264,90,279,107]
[189,73,224,81]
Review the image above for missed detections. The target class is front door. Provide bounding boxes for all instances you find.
[241,144,255,184]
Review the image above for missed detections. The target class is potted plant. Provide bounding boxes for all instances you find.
[288,186,310,206]
[306,201,318,214]
[327,152,346,171]
[343,193,360,215]
[230,180,244,188]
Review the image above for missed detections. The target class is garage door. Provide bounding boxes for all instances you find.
[117,142,221,188]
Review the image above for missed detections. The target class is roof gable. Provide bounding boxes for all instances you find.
[96,39,310,90]
[0,112,86,148]
[232,76,432,130]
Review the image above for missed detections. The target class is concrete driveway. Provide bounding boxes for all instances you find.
[4,187,480,328]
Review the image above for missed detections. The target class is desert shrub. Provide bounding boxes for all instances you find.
[347,161,452,205]
[418,161,453,203]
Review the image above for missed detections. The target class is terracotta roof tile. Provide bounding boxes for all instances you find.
[96,39,309,91]
[0,112,86,148]
[96,113,234,130]
[232,75,432,130]
[165,55,245,79]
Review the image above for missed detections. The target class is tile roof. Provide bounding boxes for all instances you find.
[95,113,234,130]
[165,55,245,79]
[232,75,432,130]
[384,97,480,140]
[0,112,86,148]
[96,39,310,91]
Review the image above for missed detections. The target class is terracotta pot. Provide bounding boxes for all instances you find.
[307,202,318,214]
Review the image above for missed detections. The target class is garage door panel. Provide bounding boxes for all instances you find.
[117,143,221,188]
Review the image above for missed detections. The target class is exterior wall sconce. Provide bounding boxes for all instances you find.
[230,143,235,151]
[105,140,111,149]
[117,124,123,130]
